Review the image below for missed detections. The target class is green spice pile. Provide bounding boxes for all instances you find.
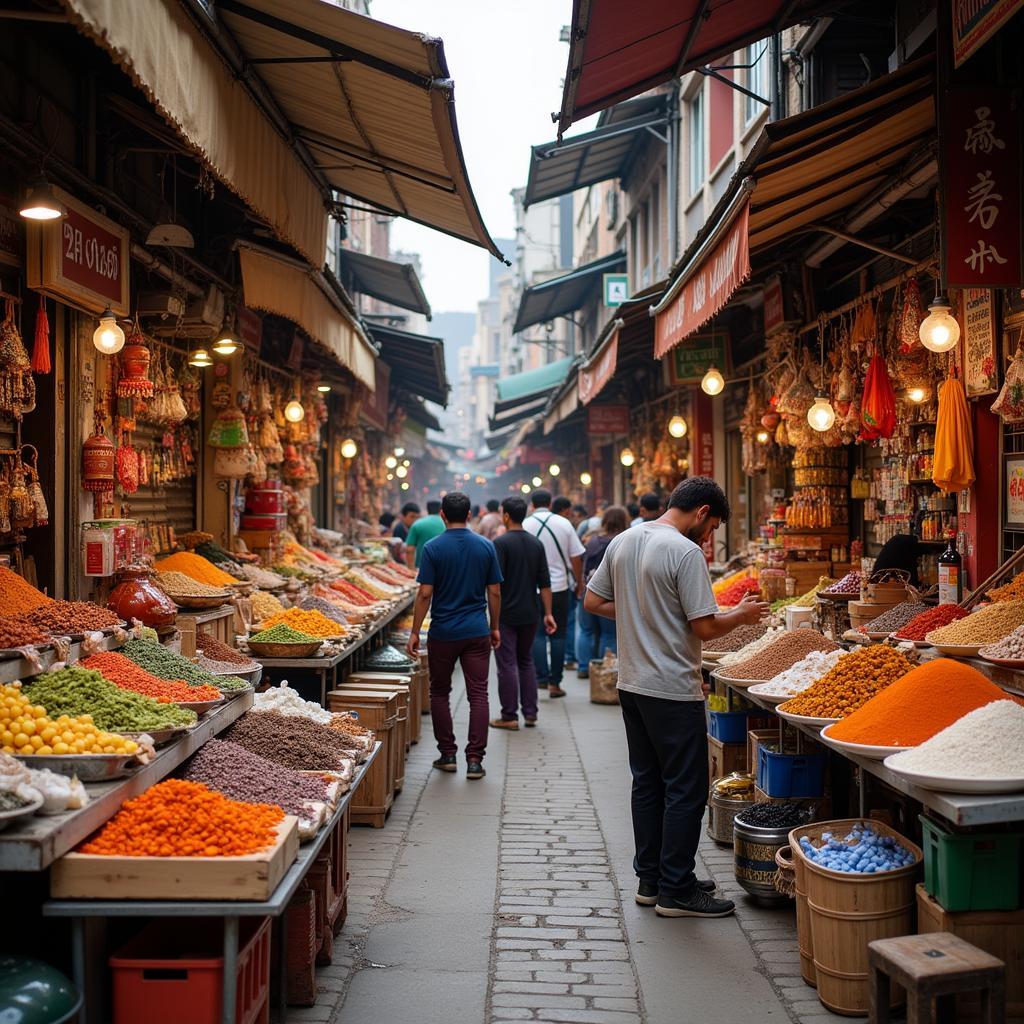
[249,623,320,644]
[24,667,197,732]
[120,639,249,691]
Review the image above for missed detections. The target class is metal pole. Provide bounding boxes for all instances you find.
[222,915,239,1024]
[667,82,680,265]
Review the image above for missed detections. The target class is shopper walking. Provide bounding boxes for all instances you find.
[476,499,505,540]
[553,497,580,671]
[405,500,445,568]
[584,477,768,918]
[490,497,556,730]
[407,492,502,780]
[524,490,584,698]
[575,505,628,677]
[392,501,420,543]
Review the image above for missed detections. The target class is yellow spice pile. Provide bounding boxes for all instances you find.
[926,601,1024,645]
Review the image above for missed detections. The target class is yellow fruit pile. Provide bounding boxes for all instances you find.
[0,682,139,756]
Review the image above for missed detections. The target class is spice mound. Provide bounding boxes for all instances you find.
[979,623,1024,660]
[298,596,349,627]
[719,626,785,667]
[0,566,52,618]
[781,645,911,719]
[252,591,286,621]
[860,601,929,635]
[237,564,289,589]
[798,824,916,873]
[828,658,1023,747]
[0,616,49,648]
[255,608,344,638]
[988,574,1024,603]
[758,649,846,698]
[120,638,248,691]
[893,604,968,641]
[155,552,240,588]
[717,577,761,607]
[887,700,1024,779]
[154,570,231,598]
[249,623,321,645]
[80,778,283,857]
[822,572,861,596]
[18,601,120,634]
[723,630,840,681]
[82,651,222,703]
[253,682,332,723]
[735,802,813,829]
[225,710,355,771]
[926,601,1024,646]
[705,622,768,654]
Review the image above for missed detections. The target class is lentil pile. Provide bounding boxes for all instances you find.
[255,608,343,638]
[195,634,258,668]
[979,624,1024,660]
[893,604,968,641]
[0,566,52,617]
[24,667,196,732]
[927,601,1024,645]
[19,601,120,633]
[154,571,230,598]
[82,651,223,703]
[0,616,48,648]
[723,630,840,681]
[251,591,286,621]
[757,649,847,697]
[154,552,240,587]
[249,623,321,645]
[705,622,769,654]
[780,645,912,719]
[224,710,353,770]
[719,626,785,667]
[182,739,328,817]
[298,596,349,626]
[120,638,248,691]
[860,601,930,635]
[80,778,282,857]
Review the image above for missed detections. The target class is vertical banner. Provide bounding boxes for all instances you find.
[692,388,715,479]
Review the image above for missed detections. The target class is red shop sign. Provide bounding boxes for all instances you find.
[27,187,129,315]
[944,89,1022,288]
[586,404,630,435]
[953,0,1024,67]
[236,305,264,353]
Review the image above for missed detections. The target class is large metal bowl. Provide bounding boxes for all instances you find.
[13,752,138,781]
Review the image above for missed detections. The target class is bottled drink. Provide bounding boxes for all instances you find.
[937,529,962,605]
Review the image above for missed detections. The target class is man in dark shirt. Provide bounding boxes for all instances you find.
[392,501,420,543]
[491,497,556,730]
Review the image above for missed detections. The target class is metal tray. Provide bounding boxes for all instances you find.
[0,792,43,831]
[13,752,138,781]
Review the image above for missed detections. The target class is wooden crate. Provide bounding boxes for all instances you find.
[917,883,1024,1018]
[327,806,350,935]
[328,688,397,828]
[176,605,235,647]
[708,734,746,783]
[349,671,416,748]
[346,676,409,794]
[51,817,298,900]
[748,729,779,777]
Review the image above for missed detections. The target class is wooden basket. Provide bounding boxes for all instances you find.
[248,639,323,659]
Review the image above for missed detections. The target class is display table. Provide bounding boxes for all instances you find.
[176,604,236,648]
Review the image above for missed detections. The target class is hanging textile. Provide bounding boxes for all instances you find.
[933,372,975,493]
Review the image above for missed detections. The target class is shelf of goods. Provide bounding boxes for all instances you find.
[0,631,126,686]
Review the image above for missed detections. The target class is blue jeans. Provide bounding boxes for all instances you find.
[575,606,617,673]
[565,591,577,664]
[532,590,569,686]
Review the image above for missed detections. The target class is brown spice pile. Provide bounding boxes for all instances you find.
[724,629,840,681]
[196,633,256,666]
[926,601,1024,645]
[224,710,352,770]
[705,622,769,654]
[0,615,48,647]
[19,601,120,633]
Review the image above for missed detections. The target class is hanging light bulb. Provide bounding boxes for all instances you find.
[402,459,411,468]
[701,366,725,396]
[211,328,238,356]
[401,481,410,491]
[579,471,592,487]
[619,447,635,468]
[19,176,65,221]
[284,399,305,423]
[919,291,961,353]
[532,476,542,487]
[756,429,770,444]
[340,438,358,459]
[907,386,929,404]
[549,463,561,477]
[93,308,126,355]
[385,455,398,469]
[807,393,836,432]
[520,483,530,494]
[668,415,687,438]
[394,447,405,457]
[387,472,394,481]
[317,384,331,393]
[395,465,408,479]
[188,346,212,368]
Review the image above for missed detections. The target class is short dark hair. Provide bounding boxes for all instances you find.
[379,511,396,529]
[441,492,471,523]
[426,500,441,515]
[552,496,572,514]
[668,476,730,521]
[471,504,480,518]
[573,504,587,516]
[486,499,500,513]
[530,488,552,508]
[502,496,527,524]
[640,492,661,513]
[627,503,640,519]
[401,502,420,516]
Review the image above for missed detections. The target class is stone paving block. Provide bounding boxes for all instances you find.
[530,1010,642,1024]
[491,993,586,1010]
[493,982,571,995]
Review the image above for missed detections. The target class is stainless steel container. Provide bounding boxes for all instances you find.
[706,791,753,846]
[733,813,792,904]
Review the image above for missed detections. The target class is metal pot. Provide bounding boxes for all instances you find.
[733,813,792,904]
[706,791,753,846]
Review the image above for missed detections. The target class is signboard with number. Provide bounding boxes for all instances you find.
[663,330,729,386]
[603,273,629,307]
[27,187,129,315]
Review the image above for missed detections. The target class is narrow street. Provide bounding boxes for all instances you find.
[306,674,841,1024]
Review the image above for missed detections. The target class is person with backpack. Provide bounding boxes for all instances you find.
[575,505,628,677]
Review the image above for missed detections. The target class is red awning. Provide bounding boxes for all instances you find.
[578,331,619,405]
[558,0,839,135]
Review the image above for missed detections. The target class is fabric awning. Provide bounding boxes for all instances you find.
[483,422,518,451]
[215,0,503,259]
[490,356,574,432]
[513,252,626,334]
[525,95,668,207]
[368,324,448,406]
[557,0,840,135]
[339,250,431,317]
[238,245,376,389]
[403,397,441,432]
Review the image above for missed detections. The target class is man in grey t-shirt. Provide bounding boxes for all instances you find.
[585,477,767,919]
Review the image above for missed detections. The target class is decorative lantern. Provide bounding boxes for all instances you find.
[82,429,116,492]
[116,324,154,398]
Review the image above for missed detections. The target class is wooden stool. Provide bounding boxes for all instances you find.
[868,932,1006,1024]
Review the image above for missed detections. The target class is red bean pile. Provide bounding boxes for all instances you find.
[224,711,355,771]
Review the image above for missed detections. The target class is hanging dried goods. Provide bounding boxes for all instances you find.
[933,372,975,493]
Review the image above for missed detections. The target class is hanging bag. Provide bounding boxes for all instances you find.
[933,370,975,493]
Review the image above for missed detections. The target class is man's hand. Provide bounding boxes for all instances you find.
[736,594,770,624]
[406,633,420,659]
[543,614,557,635]
[701,679,711,698]
[490,629,501,650]
[576,580,586,600]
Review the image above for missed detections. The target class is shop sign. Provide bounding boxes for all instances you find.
[0,197,22,268]
[361,360,390,430]
[27,187,129,315]
[1005,454,1024,529]
[663,330,729,386]
[961,288,999,397]
[654,200,749,358]
[578,333,618,405]
[287,331,304,370]
[603,273,629,308]
[953,0,1024,67]
[586,404,629,435]
[236,305,263,353]
[944,89,1021,288]
[763,276,785,335]
[692,390,715,479]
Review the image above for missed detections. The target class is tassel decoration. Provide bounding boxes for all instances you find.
[31,297,51,374]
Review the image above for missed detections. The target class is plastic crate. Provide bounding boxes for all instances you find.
[920,814,1021,912]
[708,710,749,743]
[758,746,826,798]
[110,916,270,1024]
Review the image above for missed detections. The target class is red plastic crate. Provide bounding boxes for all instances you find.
[110,916,270,1024]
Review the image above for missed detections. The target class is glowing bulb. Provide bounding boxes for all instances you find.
[549,464,561,477]
[284,400,305,423]
[93,309,125,354]
[907,386,927,404]
[340,438,358,459]
[402,459,411,468]
[19,177,65,221]
[188,347,212,367]
[317,384,331,393]
[756,429,770,444]
[395,465,408,479]
[387,472,394,481]
[385,455,398,469]
[579,471,592,487]
[521,484,530,494]
[212,332,238,356]
[532,476,542,487]
[807,393,836,432]
[619,447,635,468]
[401,482,410,490]
[919,295,961,353]
[668,415,687,438]
[701,366,725,396]
[394,447,405,457]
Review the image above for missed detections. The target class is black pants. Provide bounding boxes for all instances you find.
[619,690,708,898]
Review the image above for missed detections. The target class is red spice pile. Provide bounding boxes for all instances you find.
[894,604,969,641]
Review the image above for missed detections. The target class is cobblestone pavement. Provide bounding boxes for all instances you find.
[301,674,844,1024]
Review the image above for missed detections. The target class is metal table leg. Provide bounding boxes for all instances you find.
[272,914,288,1023]
[222,916,239,1024]
[71,917,87,1024]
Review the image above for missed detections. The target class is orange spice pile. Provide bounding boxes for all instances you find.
[82,651,222,703]
[256,607,345,638]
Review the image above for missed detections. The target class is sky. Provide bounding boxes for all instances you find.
[370,0,577,314]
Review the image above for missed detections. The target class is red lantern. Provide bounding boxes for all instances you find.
[117,325,154,398]
[82,430,115,492]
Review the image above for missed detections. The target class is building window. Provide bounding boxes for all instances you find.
[744,41,770,124]
[688,88,705,197]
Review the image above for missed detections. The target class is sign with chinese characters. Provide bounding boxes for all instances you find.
[953,0,1024,67]
[602,273,629,308]
[27,187,129,315]
[286,331,304,370]
[0,196,22,268]
[578,334,618,405]
[961,288,998,397]
[663,330,729,386]
[586,404,630,435]
[945,89,1021,288]
[763,276,785,335]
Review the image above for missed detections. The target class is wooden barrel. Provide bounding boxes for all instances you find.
[790,836,816,987]
[790,820,922,1016]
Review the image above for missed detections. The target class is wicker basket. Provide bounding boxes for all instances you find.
[168,592,232,610]
[774,843,796,897]
[589,658,619,704]
[248,639,323,659]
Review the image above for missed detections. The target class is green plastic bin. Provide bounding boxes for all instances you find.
[920,814,1022,912]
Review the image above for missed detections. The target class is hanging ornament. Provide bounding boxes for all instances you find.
[116,443,140,494]
[31,296,51,374]
[116,323,154,398]
[899,278,925,354]
[82,428,116,492]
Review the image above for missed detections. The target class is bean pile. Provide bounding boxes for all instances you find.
[822,572,862,596]
[256,608,343,638]
[781,645,911,719]
[926,601,1024,645]
[19,601,120,633]
[735,802,812,829]
[224,711,352,770]
[894,604,968,641]
[724,630,840,681]
[196,634,257,666]
[120,639,249,691]
[154,571,230,598]
[705,622,768,654]
[0,566,52,617]
[719,626,785,667]
[82,651,222,703]
[251,591,286,621]
[182,739,328,817]
[0,616,48,647]
[25,667,196,732]
[249,623,320,644]
[860,601,930,635]
[979,624,1024,659]
[298,596,349,626]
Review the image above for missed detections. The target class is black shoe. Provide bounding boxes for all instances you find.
[466,760,485,780]
[636,879,715,906]
[433,754,457,772]
[524,717,537,727]
[655,889,735,918]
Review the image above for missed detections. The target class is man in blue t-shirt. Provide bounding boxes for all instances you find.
[407,492,503,780]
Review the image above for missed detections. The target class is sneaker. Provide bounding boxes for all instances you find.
[466,760,486,780]
[636,879,716,906]
[548,686,567,698]
[432,754,457,772]
[489,718,519,730]
[524,717,537,728]
[655,889,735,918]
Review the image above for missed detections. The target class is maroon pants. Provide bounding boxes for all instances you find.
[427,635,491,761]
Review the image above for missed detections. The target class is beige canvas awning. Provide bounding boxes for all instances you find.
[238,245,376,389]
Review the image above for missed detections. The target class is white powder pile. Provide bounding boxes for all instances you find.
[252,681,333,724]
[719,626,784,667]
[888,700,1024,778]
[758,649,847,697]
